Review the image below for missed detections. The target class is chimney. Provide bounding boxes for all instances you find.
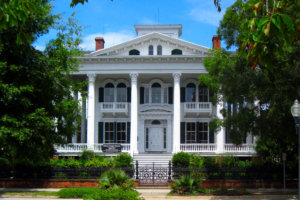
[95,37,105,51]
[212,35,221,50]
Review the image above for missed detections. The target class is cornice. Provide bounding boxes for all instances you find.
[78,55,205,64]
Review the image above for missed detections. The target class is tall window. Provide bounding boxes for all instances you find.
[149,45,154,55]
[117,122,126,143]
[157,45,162,55]
[104,83,114,102]
[117,83,127,102]
[199,122,208,143]
[104,122,114,143]
[152,83,161,103]
[199,85,209,102]
[186,83,196,102]
[186,122,196,143]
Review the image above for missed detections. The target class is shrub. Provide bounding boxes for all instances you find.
[83,188,143,200]
[81,150,96,161]
[114,153,133,168]
[170,175,200,195]
[0,157,10,166]
[98,169,135,189]
[172,152,190,168]
[202,157,217,168]
[189,154,204,168]
[58,188,100,198]
[84,157,109,168]
[65,157,82,168]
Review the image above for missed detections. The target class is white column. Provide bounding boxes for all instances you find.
[173,73,181,153]
[216,96,224,153]
[87,74,96,149]
[130,73,139,155]
[79,91,87,143]
[71,91,78,143]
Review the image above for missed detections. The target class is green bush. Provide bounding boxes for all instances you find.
[58,188,100,198]
[114,153,133,168]
[0,157,10,166]
[202,157,217,168]
[98,169,135,189]
[189,154,204,168]
[84,157,109,168]
[83,188,143,200]
[81,150,96,161]
[170,175,201,195]
[172,152,190,168]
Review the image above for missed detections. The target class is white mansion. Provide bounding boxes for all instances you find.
[56,25,255,161]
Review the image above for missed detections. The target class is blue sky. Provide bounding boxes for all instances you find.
[35,0,236,51]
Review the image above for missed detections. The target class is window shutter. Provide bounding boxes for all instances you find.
[99,87,104,102]
[98,122,104,143]
[209,129,214,143]
[127,122,130,143]
[196,122,200,143]
[180,87,185,103]
[127,87,131,102]
[140,87,144,104]
[113,122,117,143]
[168,87,173,104]
[180,122,185,143]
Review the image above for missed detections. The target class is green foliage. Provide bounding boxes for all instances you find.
[83,157,111,168]
[189,154,204,168]
[98,169,135,189]
[172,152,190,168]
[170,175,202,195]
[0,157,10,166]
[58,188,100,198]
[114,153,133,168]
[83,188,143,200]
[81,150,96,161]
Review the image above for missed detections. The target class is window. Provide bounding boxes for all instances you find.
[157,45,162,55]
[163,88,168,104]
[145,128,149,149]
[186,122,196,143]
[104,122,114,143]
[171,49,182,55]
[117,122,126,143]
[149,45,153,55]
[186,83,196,102]
[152,120,161,125]
[117,83,127,102]
[129,49,140,55]
[199,85,209,102]
[199,123,208,143]
[151,83,161,103]
[144,88,149,104]
[104,83,114,102]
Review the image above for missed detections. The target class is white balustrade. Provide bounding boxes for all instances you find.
[94,144,131,153]
[180,144,216,152]
[184,102,212,114]
[224,144,255,153]
[100,102,128,113]
[55,143,88,152]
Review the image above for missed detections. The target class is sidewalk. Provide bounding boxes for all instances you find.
[0,187,298,200]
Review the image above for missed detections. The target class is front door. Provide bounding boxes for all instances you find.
[149,127,163,151]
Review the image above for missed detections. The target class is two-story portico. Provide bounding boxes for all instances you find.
[56,25,255,161]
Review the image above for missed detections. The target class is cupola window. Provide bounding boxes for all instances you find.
[157,45,162,55]
[129,49,140,55]
[149,45,154,55]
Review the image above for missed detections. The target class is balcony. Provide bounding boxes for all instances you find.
[184,102,212,116]
[100,102,129,115]
[180,144,216,153]
[224,144,255,154]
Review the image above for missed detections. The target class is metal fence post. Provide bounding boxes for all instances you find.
[135,160,139,180]
[152,162,155,185]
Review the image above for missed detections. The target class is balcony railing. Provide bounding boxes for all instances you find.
[100,102,128,114]
[180,144,216,152]
[184,102,212,115]
[55,143,130,154]
[224,144,255,153]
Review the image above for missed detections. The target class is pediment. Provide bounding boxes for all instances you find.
[139,105,173,114]
[88,32,210,57]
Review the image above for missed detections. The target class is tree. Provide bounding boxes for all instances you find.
[202,0,299,165]
[0,0,84,166]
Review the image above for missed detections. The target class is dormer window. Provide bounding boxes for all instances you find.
[157,45,162,55]
[129,49,140,55]
[171,49,182,55]
[149,45,154,55]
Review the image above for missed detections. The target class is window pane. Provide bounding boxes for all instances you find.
[186,122,196,143]
[149,45,153,55]
[144,88,149,104]
[104,122,114,143]
[199,122,208,143]
[163,88,168,104]
[199,86,208,102]
[157,45,162,55]
[117,122,126,143]
[186,88,195,102]
[152,87,161,103]
[104,88,114,102]
[117,87,126,102]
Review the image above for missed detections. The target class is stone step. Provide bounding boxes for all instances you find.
[133,153,172,167]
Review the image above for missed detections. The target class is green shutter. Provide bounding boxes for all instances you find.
[209,129,214,143]
[99,87,104,102]
[114,122,117,143]
[168,87,173,104]
[180,87,185,103]
[196,122,200,143]
[98,122,104,143]
[127,122,130,143]
[140,87,144,104]
[127,87,131,102]
[180,122,185,143]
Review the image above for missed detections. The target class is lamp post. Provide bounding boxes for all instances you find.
[291,99,300,200]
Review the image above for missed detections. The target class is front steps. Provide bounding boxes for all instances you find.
[133,153,173,167]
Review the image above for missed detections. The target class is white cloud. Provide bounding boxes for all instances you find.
[80,30,135,51]
[189,7,225,26]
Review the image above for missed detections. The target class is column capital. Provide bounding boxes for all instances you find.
[87,74,96,82]
[130,73,139,82]
[172,73,181,82]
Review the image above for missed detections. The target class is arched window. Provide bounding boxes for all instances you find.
[148,45,154,55]
[152,82,161,103]
[171,49,182,55]
[129,49,140,55]
[157,45,162,55]
[117,83,127,102]
[152,120,161,125]
[186,83,196,102]
[104,83,114,102]
[199,85,209,102]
